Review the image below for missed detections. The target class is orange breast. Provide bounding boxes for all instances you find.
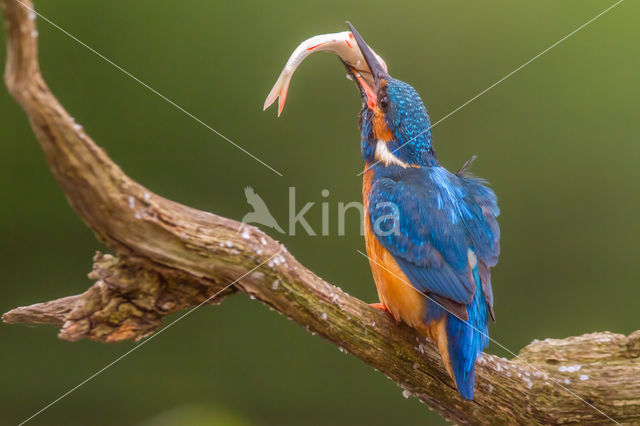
[362,169,426,330]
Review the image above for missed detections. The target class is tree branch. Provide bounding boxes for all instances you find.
[2,1,638,424]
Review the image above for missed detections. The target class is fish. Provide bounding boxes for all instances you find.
[263,30,388,116]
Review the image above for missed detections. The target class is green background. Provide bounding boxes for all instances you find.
[1,1,638,425]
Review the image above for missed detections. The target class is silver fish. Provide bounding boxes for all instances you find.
[264,30,388,116]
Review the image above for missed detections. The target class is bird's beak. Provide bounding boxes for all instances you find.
[346,22,390,110]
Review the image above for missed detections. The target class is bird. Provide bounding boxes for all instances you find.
[345,23,500,400]
[241,186,285,233]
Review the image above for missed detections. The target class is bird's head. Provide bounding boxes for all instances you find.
[346,23,436,169]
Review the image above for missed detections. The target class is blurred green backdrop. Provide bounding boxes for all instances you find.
[1,1,638,425]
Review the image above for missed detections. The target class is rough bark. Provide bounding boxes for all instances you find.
[2,1,638,424]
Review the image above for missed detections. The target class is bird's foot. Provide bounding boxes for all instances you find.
[369,302,389,312]
[369,302,393,316]
[369,302,400,324]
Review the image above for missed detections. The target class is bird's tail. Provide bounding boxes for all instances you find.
[445,268,489,400]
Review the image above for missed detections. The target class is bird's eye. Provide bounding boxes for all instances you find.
[380,96,389,111]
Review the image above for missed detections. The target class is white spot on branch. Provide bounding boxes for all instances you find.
[558,365,581,373]
[268,254,286,268]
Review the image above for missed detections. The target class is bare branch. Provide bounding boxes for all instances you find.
[2,1,639,424]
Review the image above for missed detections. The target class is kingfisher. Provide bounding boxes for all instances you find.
[264,23,500,400]
[345,23,500,400]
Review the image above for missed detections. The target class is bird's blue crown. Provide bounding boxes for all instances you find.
[360,78,436,168]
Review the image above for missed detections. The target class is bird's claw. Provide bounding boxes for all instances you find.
[369,302,400,323]
[369,302,388,311]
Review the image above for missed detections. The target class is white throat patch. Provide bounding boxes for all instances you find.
[375,140,411,168]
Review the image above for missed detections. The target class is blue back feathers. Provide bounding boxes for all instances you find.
[368,166,499,301]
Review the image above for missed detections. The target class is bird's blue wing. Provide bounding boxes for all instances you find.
[368,166,500,307]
